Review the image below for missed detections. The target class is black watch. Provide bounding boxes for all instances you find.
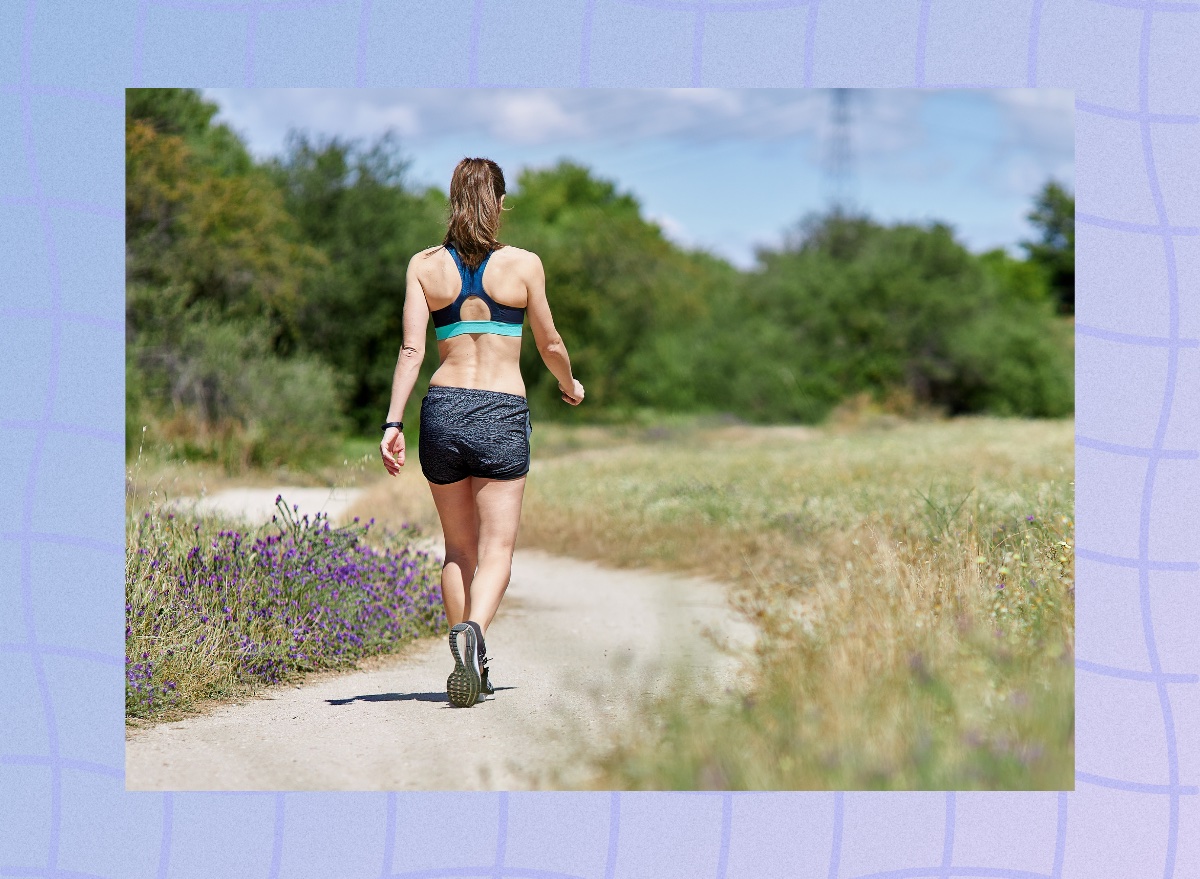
[381,421,404,431]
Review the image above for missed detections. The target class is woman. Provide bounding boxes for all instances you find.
[379,157,585,708]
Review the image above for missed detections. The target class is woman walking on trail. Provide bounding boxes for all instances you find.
[379,157,585,708]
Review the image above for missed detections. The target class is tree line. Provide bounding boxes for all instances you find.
[126,88,1074,469]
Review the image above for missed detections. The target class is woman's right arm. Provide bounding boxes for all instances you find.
[525,252,584,405]
[380,253,431,475]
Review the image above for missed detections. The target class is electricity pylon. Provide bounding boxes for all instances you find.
[825,88,857,216]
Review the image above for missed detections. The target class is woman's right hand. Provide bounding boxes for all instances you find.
[559,379,585,406]
[380,427,405,476]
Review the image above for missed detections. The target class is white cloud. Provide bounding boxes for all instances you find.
[346,100,421,139]
[491,91,587,144]
[988,88,1074,156]
[207,88,833,153]
[968,89,1074,198]
[646,211,689,244]
[206,88,1073,169]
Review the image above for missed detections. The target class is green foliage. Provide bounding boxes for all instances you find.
[128,307,347,469]
[125,357,146,459]
[1020,179,1074,315]
[126,93,343,471]
[944,301,1074,417]
[269,132,447,430]
[125,117,319,334]
[503,161,734,419]
[126,88,218,141]
[126,87,254,175]
[126,91,1074,465]
[737,211,1074,420]
[979,247,1053,305]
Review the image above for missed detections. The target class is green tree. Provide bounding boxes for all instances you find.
[126,87,254,175]
[126,88,217,140]
[740,209,1072,419]
[501,161,729,419]
[269,132,447,430]
[125,94,344,467]
[125,117,321,347]
[126,88,1076,467]
[1020,179,1074,315]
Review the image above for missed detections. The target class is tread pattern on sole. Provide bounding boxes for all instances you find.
[447,623,480,708]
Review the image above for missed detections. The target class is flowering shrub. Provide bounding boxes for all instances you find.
[126,496,445,719]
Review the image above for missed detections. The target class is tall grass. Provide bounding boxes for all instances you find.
[348,415,1073,788]
[518,416,1074,789]
[593,510,1072,789]
[125,496,445,722]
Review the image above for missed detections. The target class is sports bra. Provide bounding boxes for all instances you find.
[430,245,525,340]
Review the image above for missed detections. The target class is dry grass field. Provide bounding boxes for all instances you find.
[355,414,1074,789]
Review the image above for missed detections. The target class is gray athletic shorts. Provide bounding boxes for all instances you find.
[418,385,532,485]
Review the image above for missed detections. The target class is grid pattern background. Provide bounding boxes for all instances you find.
[1,1,1197,876]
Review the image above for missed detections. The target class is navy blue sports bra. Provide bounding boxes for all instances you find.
[430,245,525,340]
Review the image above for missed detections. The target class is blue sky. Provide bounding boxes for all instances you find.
[205,88,1073,270]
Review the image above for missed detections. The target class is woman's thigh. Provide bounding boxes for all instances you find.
[471,475,526,556]
[428,478,478,555]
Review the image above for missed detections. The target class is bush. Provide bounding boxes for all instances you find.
[129,317,348,470]
[126,498,445,719]
[735,211,1074,421]
[945,304,1074,417]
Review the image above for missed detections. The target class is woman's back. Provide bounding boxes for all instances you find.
[417,243,534,398]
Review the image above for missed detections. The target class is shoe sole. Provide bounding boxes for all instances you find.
[447,623,480,708]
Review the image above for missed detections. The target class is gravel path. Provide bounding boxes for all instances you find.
[126,487,754,790]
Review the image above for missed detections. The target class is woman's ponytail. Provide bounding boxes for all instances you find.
[443,157,507,269]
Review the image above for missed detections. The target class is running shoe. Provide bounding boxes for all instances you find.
[478,658,495,701]
[463,620,495,701]
[446,623,481,708]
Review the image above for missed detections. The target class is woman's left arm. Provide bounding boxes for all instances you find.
[380,253,431,475]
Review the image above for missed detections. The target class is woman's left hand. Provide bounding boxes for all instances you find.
[380,427,405,476]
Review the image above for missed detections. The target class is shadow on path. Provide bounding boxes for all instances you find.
[326,687,516,706]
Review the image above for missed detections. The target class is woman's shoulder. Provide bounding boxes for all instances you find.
[409,243,540,279]
[492,244,542,271]
[408,244,449,273]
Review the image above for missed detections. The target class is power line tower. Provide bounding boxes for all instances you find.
[824,88,857,216]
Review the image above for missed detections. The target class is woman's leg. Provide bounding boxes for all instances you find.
[428,479,479,628]
[468,475,527,633]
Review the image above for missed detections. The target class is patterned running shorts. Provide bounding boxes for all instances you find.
[418,385,532,485]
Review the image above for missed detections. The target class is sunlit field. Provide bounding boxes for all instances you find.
[361,413,1074,789]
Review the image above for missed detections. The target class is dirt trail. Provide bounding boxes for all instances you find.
[127,487,755,790]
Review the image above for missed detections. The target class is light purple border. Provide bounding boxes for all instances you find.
[2,1,1197,876]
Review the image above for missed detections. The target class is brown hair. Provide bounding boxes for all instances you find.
[442,157,507,269]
